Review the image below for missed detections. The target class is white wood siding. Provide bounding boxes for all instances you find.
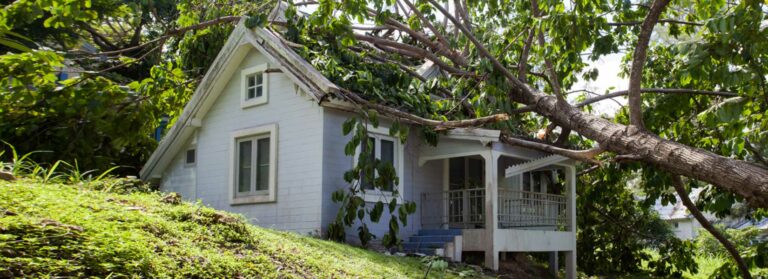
[161,47,325,235]
[320,109,443,242]
[160,137,197,200]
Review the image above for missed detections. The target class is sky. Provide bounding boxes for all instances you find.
[571,53,628,116]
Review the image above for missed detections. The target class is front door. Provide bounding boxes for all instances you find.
[447,156,485,228]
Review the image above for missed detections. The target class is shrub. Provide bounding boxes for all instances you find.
[695,226,762,258]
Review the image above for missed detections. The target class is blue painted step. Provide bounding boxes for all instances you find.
[408,235,456,243]
[400,229,463,256]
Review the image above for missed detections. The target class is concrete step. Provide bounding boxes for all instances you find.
[417,229,462,236]
[403,242,446,250]
[408,235,456,243]
[401,247,440,255]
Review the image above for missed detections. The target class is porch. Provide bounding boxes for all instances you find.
[420,188,568,230]
[413,130,577,277]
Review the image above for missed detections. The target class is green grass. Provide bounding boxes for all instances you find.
[682,255,725,279]
[0,178,475,278]
[595,248,767,279]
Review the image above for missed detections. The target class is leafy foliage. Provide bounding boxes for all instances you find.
[328,117,416,248]
[694,226,768,278]
[577,163,698,277]
[0,0,268,174]
[2,0,768,276]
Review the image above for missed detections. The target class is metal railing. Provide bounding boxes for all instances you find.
[421,189,486,229]
[498,189,567,229]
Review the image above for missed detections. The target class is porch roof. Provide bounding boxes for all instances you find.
[418,128,556,166]
[504,155,570,178]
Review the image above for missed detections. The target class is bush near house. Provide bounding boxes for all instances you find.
[690,226,768,278]
[0,177,481,278]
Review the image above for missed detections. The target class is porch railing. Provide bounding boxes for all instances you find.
[421,189,486,229]
[420,189,567,230]
[498,189,567,229]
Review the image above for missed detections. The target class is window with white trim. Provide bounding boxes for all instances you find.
[246,73,264,100]
[231,124,277,204]
[236,135,271,195]
[356,126,403,202]
[240,64,269,108]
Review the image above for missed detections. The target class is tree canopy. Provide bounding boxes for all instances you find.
[1,0,767,277]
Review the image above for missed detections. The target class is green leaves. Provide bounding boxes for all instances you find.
[245,14,267,28]
[578,164,698,276]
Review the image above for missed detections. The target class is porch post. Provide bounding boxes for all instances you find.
[565,165,577,279]
[483,151,499,270]
[442,159,450,229]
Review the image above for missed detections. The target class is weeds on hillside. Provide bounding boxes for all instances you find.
[0,142,120,187]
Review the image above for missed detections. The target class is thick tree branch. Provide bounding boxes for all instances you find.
[82,16,242,56]
[609,19,703,26]
[400,0,455,57]
[338,89,508,129]
[354,34,474,77]
[500,134,604,164]
[554,128,571,146]
[81,24,118,50]
[366,8,468,67]
[129,17,146,47]
[575,88,738,107]
[425,0,529,93]
[352,46,476,116]
[392,1,768,207]
[518,29,535,80]
[628,0,671,129]
[510,88,738,114]
[671,176,752,279]
[531,0,565,102]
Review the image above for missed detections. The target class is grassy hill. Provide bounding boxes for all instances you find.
[0,178,478,278]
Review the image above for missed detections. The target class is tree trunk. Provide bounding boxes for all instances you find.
[515,90,768,207]
[671,176,752,279]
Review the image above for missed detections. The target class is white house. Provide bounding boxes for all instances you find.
[655,199,703,240]
[139,20,578,276]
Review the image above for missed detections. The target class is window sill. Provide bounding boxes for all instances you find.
[241,97,267,109]
[361,190,402,204]
[230,194,275,205]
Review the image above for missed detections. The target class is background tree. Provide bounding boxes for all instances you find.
[0,0,266,173]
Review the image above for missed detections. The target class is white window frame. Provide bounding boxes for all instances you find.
[354,125,404,203]
[229,124,278,205]
[240,63,269,109]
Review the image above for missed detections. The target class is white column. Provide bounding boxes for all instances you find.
[483,151,499,270]
[565,250,576,279]
[565,165,577,278]
[442,159,449,229]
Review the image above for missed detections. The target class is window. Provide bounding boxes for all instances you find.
[361,136,396,192]
[240,64,269,108]
[674,222,679,228]
[449,157,484,190]
[356,126,403,202]
[185,148,196,165]
[245,73,264,100]
[236,136,270,194]
[230,124,277,204]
